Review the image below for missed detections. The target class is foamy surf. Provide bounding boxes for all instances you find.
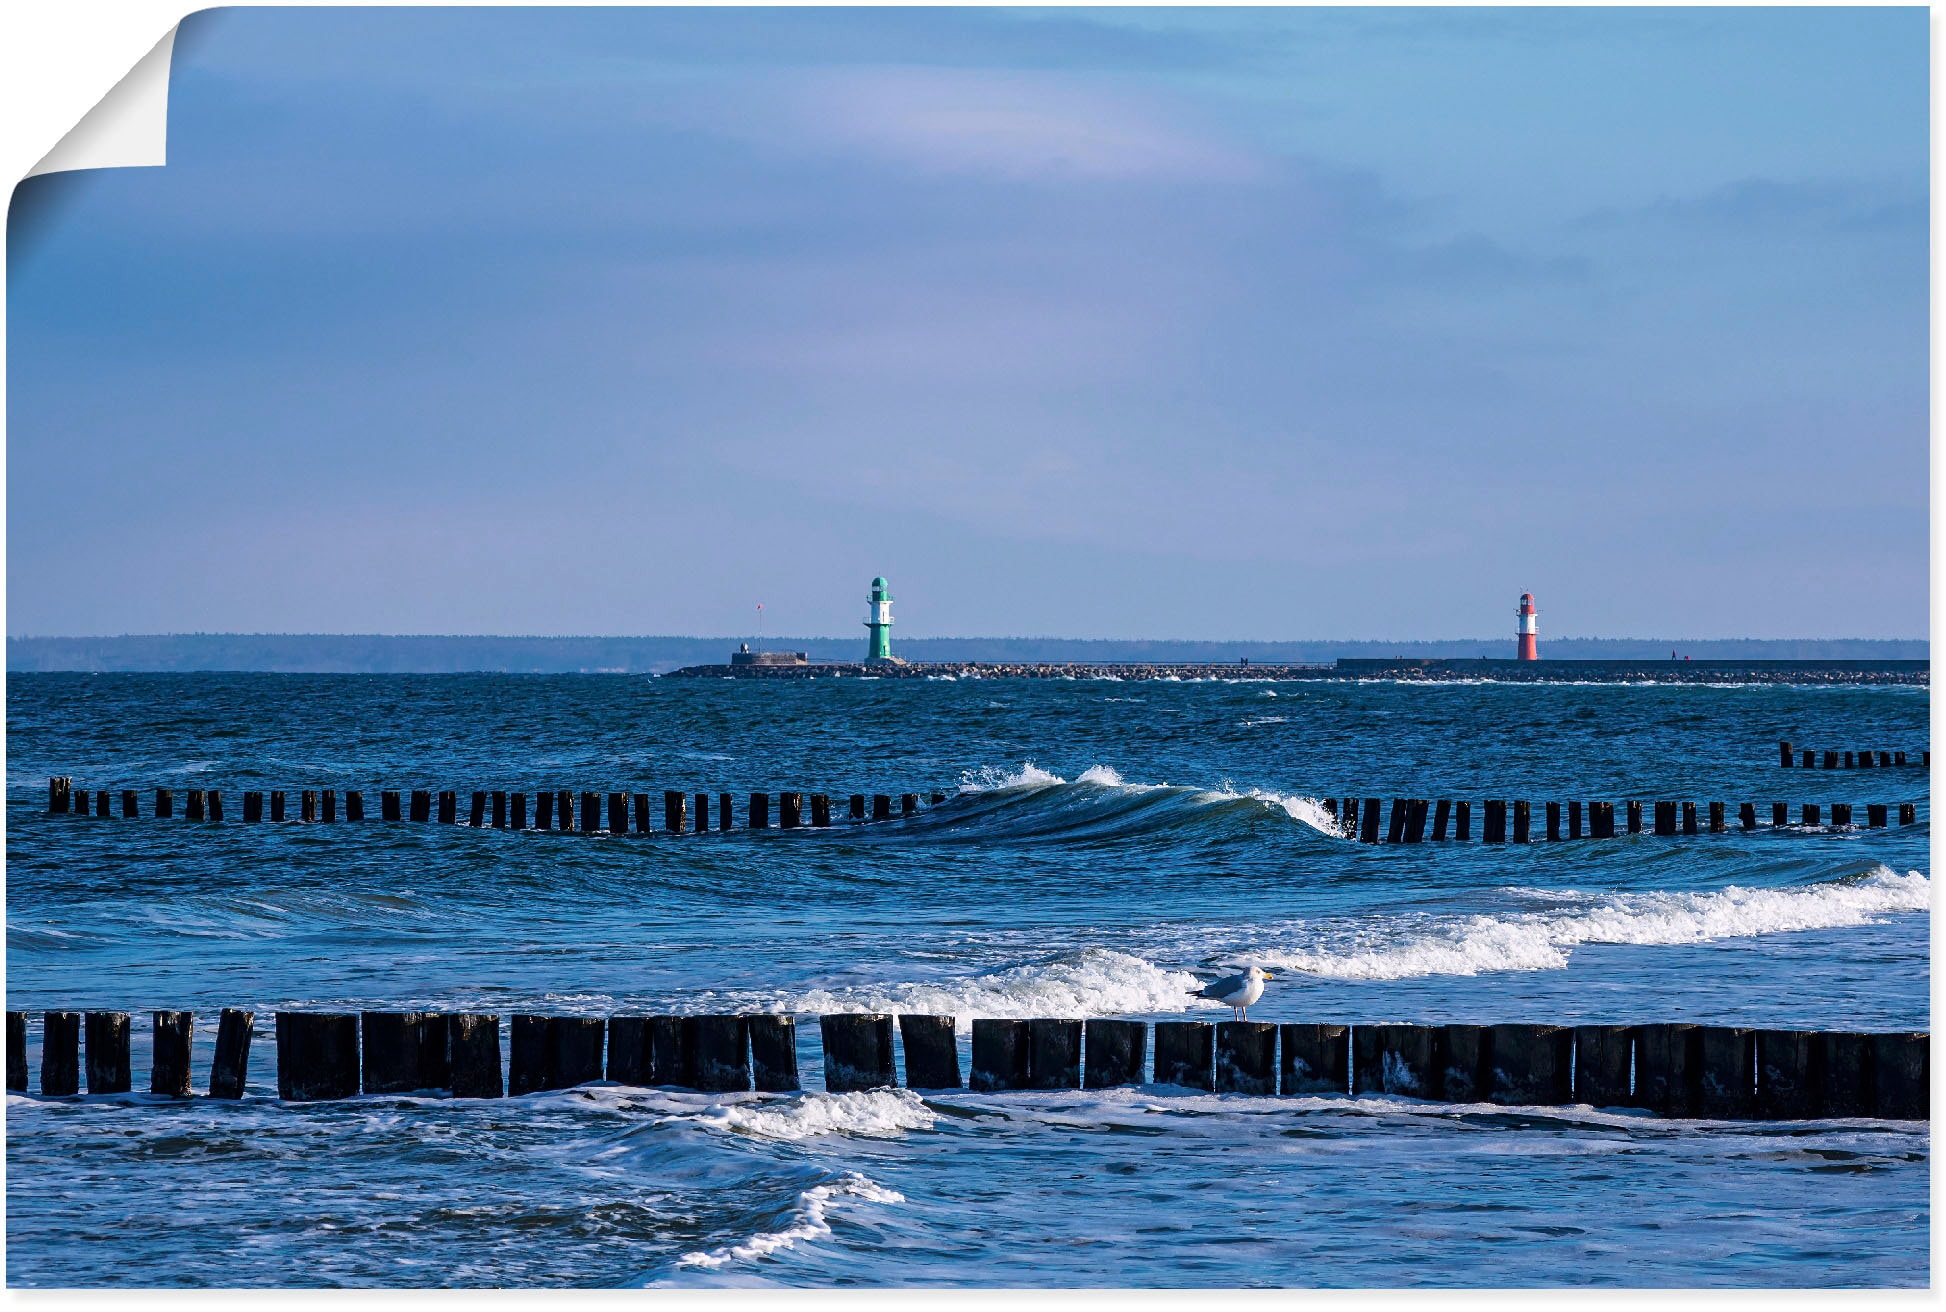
[692,1090,936,1141]
[784,947,1212,1028]
[674,1172,904,1270]
[953,761,1346,837]
[1254,867,1931,980]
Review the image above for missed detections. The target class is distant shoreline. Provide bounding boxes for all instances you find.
[4,634,1928,675]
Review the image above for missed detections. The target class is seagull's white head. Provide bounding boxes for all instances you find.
[1247,965,1274,982]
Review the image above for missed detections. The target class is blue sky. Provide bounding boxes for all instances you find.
[6,7,1927,639]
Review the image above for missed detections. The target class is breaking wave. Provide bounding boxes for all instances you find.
[674,1172,904,1270]
[1255,867,1931,980]
[948,761,1345,839]
[784,947,1214,1028]
[693,1090,936,1141]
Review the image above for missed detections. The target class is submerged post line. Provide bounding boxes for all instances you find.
[41,778,949,833]
[1778,742,1928,770]
[1336,796,1923,842]
[3,1010,1925,1122]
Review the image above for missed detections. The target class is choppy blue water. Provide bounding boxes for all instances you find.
[5,673,1931,1286]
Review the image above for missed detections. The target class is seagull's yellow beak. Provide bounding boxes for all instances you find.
[1261,972,1276,980]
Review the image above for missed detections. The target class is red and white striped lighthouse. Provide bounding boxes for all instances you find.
[1515,593,1539,661]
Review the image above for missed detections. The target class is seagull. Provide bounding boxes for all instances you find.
[1189,965,1275,1020]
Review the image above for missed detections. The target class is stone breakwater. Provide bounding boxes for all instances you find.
[664,658,1929,685]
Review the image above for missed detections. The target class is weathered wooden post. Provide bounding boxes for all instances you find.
[605,1017,649,1085]
[1216,1021,1277,1094]
[410,789,431,822]
[534,791,554,830]
[556,1018,605,1087]
[1568,800,1582,839]
[1359,798,1382,844]
[1353,1024,1436,1097]
[781,793,804,829]
[750,793,771,829]
[449,1014,502,1097]
[1800,749,1814,768]
[1695,1026,1755,1118]
[121,789,138,819]
[811,794,832,828]
[468,792,486,827]
[299,791,317,823]
[99,790,114,818]
[718,793,734,831]
[1028,1019,1083,1090]
[244,791,264,822]
[1896,751,1907,766]
[1483,800,1507,844]
[1455,800,1472,840]
[649,790,676,834]
[1779,741,1793,767]
[850,794,866,820]
[1825,751,1840,769]
[85,1011,131,1093]
[1431,799,1451,841]
[1626,800,1643,834]
[269,791,288,822]
[437,790,457,824]
[1629,1024,1696,1115]
[346,790,364,821]
[1873,1033,1928,1119]
[1831,803,1852,827]
[319,790,334,822]
[1403,799,1428,843]
[1754,1029,1822,1119]
[47,776,71,814]
[872,794,892,821]
[1818,1032,1873,1118]
[1485,1024,1571,1105]
[970,1019,1032,1091]
[506,793,525,830]
[275,1013,359,1101]
[1899,802,1917,825]
[748,1015,799,1092]
[1801,803,1820,827]
[1152,1020,1215,1090]
[1436,1024,1488,1102]
[150,1011,193,1097]
[1652,801,1675,837]
[574,791,596,833]
[1682,801,1698,835]
[209,1009,255,1098]
[1340,797,1359,837]
[41,1012,80,1095]
[188,789,207,821]
[648,1016,692,1087]
[1772,801,1789,827]
[1843,751,1855,768]
[1859,750,1876,770]
[73,788,91,817]
[901,794,919,816]
[509,1016,553,1094]
[608,792,628,834]
[931,793,947,805]
[1546,801,1561,841]
[1512,800,1531,843]
[490,791,506,828]
[1280,1023,1348,1095]
[821,1014,895,1092]
[382,790,402,821]
[1083,1020,1147,1088]
[899,1014,961,1089]
[688,793,707,833]
[361,1012,451,1094]
[688,1015,751,1092]
[1573,1026,1631,1106]
[1867,803,1888,827]
[6,1012,25,1092]
[1386,798,1409,844]
[155,787,174,819]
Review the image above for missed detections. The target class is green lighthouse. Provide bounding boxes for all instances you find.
[865,577,894,662]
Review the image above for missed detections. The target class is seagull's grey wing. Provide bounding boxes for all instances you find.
[1197,972,1247,999]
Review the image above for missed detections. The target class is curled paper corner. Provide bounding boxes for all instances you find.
[27,24,179,178]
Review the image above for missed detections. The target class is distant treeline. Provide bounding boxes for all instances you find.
[4,634,1928,674]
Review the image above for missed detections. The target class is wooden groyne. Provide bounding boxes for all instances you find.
[1779,742,1928,769]
[41,778,945,832]
[1328,796,1922,842]
[5,1009,1925,1121]
[665,658,1929,686]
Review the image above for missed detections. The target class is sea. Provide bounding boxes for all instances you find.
[4,672,1930,1287]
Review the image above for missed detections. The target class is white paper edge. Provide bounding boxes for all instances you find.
[26,22,177,178]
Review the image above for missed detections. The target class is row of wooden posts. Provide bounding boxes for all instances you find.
[1779,742,1927,769]
[5,1009,1927,1122]
[1328,796,1920,843]
[43,779,946,832]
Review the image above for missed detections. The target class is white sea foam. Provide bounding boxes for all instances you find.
[957,761,1066,792]
[783,947,1212,1028]
[695,1089,936,1141]
[674,1172,904,1269]
[1254,868,1931,980]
